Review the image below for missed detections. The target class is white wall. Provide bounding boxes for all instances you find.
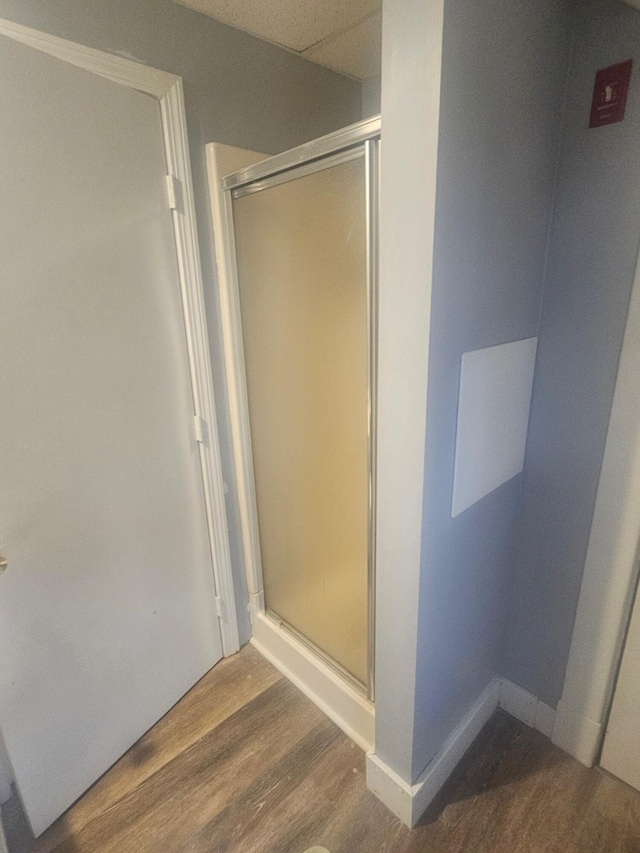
[503,0,640,709]
[0,765,11,806]
[373,0,444,784]
[374,0,572,793]
[0,728,12,804]
[411,0,572,780]
[362,76,381,117]
[0,733,9,851]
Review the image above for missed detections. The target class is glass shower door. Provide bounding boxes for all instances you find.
[231,148,372,690]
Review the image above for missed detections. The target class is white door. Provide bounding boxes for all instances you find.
[0,35,223,835]
[601,581,640,790]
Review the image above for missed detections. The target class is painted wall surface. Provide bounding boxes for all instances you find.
[411,0,572,780]
[0,713,9,805]
[373,0,444,784]
[0,761,10,806]
[0,0,362,648]
[362,75,381,117]
[503,0,640,708]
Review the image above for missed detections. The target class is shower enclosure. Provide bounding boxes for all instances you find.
[211,116,379,741]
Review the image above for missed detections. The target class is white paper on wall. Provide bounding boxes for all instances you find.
[451,337,537,517]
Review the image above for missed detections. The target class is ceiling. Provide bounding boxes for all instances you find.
[174,0,382,81]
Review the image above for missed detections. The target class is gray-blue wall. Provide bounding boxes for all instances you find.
[411,0,572,779]
[503,0,640,707]
[0,0,363,646]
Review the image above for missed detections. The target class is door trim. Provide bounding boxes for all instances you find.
[552,233,640,766]
[0,17,240,657]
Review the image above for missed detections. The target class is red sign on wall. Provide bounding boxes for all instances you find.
[589,59,633,128]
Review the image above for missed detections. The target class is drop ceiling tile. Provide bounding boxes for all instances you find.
[302,11,381,81]
[174,0,381,53]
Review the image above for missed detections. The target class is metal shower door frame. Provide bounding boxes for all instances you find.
[219,116,380,700]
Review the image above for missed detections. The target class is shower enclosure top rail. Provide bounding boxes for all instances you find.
[221,114,381,193]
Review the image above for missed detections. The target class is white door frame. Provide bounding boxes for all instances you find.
[552,240,640,766]
[0,18,240,657]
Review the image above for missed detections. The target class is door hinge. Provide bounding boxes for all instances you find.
[165,174,181,211]
[215,596,226,622]
[194,414,206,444]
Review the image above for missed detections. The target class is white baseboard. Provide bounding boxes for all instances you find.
[498,678,556,738]
[366,676,558,828]
[366,677,501,827]
[551,698,601,766]
[366,751,414,826]
[250,611,374,752]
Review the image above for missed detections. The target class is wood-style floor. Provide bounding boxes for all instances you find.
[5,644,640,852]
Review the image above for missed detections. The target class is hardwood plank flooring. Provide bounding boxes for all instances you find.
[4,644,640,852]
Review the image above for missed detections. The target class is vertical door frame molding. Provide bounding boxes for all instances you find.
[553,239,640,766]
[0,17,240,656]
[206,144,266,621]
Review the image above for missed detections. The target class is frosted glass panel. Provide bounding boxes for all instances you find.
[233,155,369,686]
